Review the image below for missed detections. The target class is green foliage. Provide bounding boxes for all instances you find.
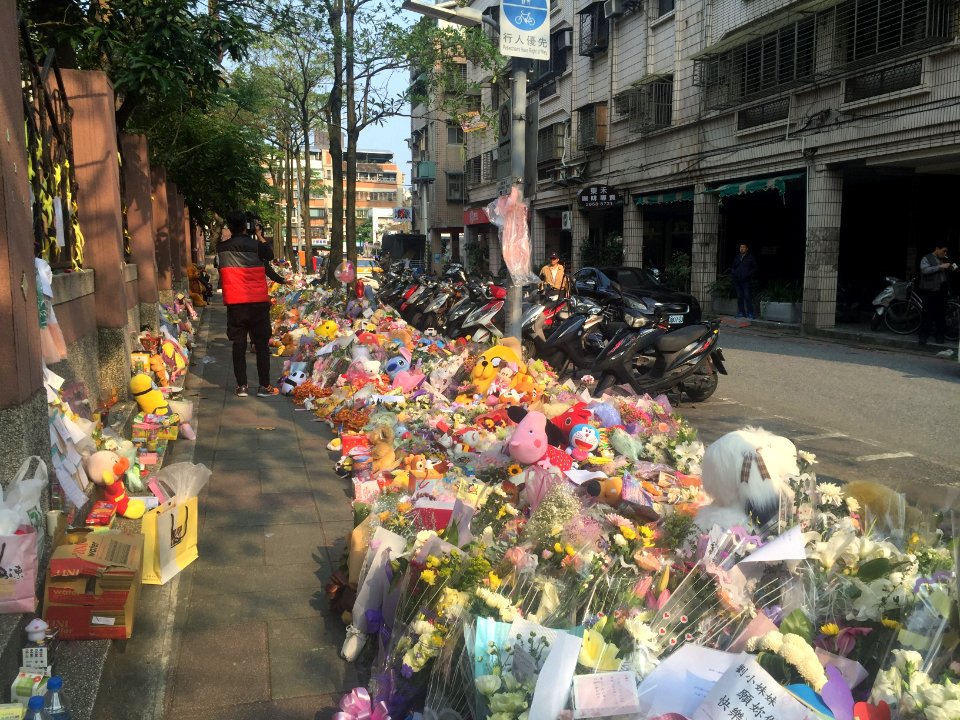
[779,609,814,643]
[661,251,691,292]
[580,234,623,268]
[466,239,489,273]
[759,280,803,303]
[659,511,698,553]
[356,218,373,249]
[706,274,736,299]
[21,0,257,129]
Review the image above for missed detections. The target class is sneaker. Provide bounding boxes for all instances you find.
[257,385,280,397]
[735,313,745,319]
[747,314,756,320]
[235,385,249,397]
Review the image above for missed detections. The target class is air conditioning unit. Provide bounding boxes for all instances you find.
[555,168,568,183]
[604,0,626,18]
[561,211,573,230]
[558,28,573,50]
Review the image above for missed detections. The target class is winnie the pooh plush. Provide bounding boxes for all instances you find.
[83,450,146,519]
[368,425,399,475]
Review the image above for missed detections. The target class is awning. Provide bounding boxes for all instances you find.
[633,72,671,88]
[634,189,694,206]
[707,172,805,200]
[689,0,841,59]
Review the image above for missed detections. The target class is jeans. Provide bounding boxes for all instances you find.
[734,279,753,317]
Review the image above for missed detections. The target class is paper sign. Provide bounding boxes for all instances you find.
[738,526,806,564]
[572,671,642,718]
[530,630,583,720]
[43,367,65,391]
[54,465,89,510]
[691,655,815,720]
[317,342,336,356]
[91,616,116,626]
[638,644,740,718]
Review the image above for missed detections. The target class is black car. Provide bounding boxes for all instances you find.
[572,266,702,326]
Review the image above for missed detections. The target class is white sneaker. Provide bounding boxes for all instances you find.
[340,624,367,662]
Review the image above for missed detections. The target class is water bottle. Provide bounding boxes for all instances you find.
[43,676,71,720]
[25,695,51,720]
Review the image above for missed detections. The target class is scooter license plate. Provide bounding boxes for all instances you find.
[668,314,684,325]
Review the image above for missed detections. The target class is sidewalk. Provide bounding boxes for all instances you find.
[91,298,354,720]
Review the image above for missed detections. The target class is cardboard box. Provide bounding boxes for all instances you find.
[0,703,25,719]
[43,531,143,640]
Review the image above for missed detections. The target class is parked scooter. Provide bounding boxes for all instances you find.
[538,295,614,375]
[870,276,921,334]
[592,303,727,401]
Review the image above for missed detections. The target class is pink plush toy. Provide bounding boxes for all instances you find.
[505,407,571,469]
[391,368,425,394]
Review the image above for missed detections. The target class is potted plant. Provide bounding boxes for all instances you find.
[758,280,803,323]
[706,274,739,316]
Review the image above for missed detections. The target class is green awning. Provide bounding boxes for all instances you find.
[634,189,695,206]
[708,172,805,200]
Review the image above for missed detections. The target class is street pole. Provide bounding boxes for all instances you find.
[506,59,526,342]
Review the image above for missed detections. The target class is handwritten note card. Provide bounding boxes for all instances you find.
[691,655,814,720]
[572,671,641,719]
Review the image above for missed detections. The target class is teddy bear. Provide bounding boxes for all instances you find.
[83,450,146,519]
[130,373,171,416]
[274,332,297,357]
[402,453,428,480]
[149,353,169,388]
[368,425,399,475]
[695,427,799,530]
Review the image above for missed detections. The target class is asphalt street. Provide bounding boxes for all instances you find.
[673,323,960,509]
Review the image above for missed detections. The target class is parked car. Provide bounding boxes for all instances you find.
[356,257,382,279]
[572,266,702,326]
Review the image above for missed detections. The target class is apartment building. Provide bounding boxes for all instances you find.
[285,147,406,256]
[455,0,960,327]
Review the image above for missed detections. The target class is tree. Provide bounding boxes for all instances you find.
[21,0,258,130]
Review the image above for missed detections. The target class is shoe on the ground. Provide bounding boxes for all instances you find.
[747,314,756,320]
[340,624,367,662]
[235,385,249,397]
[735,313,745,319]
[257,384,280,397]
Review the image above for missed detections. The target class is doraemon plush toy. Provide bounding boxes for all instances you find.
[279,370,308,395]
[384,349,412,381]
[568,423,600,461]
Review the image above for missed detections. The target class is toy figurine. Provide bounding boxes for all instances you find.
[83,450,146,520]
[129,373,170,416]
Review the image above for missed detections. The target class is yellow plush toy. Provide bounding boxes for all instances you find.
[317,320,339,340]
[83,450,146,519]
[470,338,527,395]
[130,373,170,416]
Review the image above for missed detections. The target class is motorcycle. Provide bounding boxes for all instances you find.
[538,295,614,375]
[592,303,727,402]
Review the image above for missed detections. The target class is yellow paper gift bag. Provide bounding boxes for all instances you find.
[141,496,199,585]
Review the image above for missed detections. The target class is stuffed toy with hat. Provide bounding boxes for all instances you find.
[83,450,146,519]
[695,427,799,530]
[130,373,171,416]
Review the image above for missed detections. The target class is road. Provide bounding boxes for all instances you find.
[672,323,960,509]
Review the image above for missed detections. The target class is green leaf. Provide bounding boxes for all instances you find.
[779,609,814,643]
[857,557,894,582]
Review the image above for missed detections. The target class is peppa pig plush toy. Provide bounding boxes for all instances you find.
[505,406,571,471]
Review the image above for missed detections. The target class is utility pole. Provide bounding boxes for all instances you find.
[505,60,526,341]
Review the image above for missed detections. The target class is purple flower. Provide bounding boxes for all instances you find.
[401,663,414,679]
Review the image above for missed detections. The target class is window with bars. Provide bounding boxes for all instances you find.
[579,3,609,56]
[835,0,952,64]
[355,208,370,219]
[468,155,483,186]
[616,77,674,132]
[577,103,608,150]
[537,123,567,163]
[482,150,497,181]
[844,58,923,100]
[737,97,791,129]
[447,172,464,201]
[658,0,675,16]
[696,17,816,108]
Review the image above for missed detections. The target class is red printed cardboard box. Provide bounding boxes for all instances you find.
[42,531,143,640]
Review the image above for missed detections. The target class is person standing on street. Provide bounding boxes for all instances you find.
[217,210,286,397]
[917,243,957,345]
[539,252,566,299]
[730,243,758,319]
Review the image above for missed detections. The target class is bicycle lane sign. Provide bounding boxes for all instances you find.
[499,0,551,60]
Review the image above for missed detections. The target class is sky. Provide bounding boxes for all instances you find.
[358,71,413,189]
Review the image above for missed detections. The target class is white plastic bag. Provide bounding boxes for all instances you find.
[155,462,211,502]
[2,457,47,558]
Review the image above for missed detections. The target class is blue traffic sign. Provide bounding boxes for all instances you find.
[503,0,548,30]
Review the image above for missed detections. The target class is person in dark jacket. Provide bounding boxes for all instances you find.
[730,243,758,319]
[217,210,286,397]
[917,244,956,345]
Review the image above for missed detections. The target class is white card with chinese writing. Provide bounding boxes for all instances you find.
[637,644,740,717]
[572,671,641,719]
[691,655,815,720]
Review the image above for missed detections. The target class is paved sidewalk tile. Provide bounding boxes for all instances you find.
[183,588,324,631]
[182,694,339,720]
[191,562,327,597]
[268,618,358,698]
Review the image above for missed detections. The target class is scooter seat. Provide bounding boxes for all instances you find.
[655,324,709,353]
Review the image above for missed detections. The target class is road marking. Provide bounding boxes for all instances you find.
[794,432,848,442]
[855,451,914,462]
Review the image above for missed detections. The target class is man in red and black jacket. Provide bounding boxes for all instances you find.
[217,210,286,397]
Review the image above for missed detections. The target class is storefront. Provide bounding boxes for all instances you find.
[463,206,496,273]
[576,184,625,266]
[634,189,694,274]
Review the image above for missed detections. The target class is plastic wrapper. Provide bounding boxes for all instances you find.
[155,462,211,502]
[486,188,539,287]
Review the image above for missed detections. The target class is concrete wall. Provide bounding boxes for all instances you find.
[152,167,174,301]
[120,133,160,329]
